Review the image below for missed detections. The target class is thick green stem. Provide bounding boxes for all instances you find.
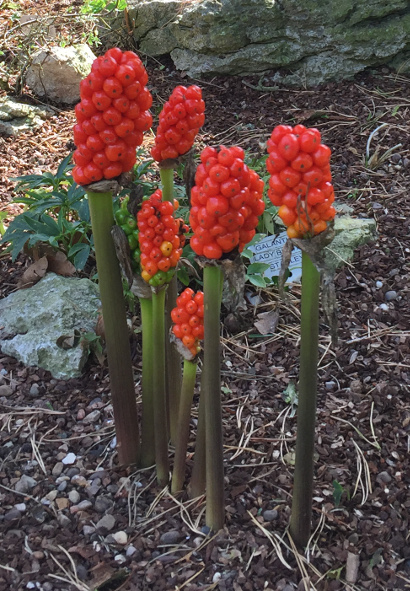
[139,296,155,468]
[171,359,197,494]
[166,276,182,444]
[152,287,169,485]
[203,264,225,531]
[289,251,321,548]
[188,387,206,498]
[160,167,174,203]
[87,191,139,466]
[160,167,181,443]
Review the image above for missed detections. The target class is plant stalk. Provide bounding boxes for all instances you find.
[152,286,169,485]
[139,296,155,468]
[171,359,197,494]
[160,166,182,443]
[188,387,206,498]
[87,190,139,466]
[289,250,321,548]
[203,264,225,531]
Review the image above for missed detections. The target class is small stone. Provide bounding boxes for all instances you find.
[83,525,95,535]
[57,514,71,527]
[29,383,40,396]
[94,496,112,513]
[86,484,100,497]
[83,410,101,424]
[57,481,67,492]
[376,471,392,484]
[379,303,389,311]
[71,475,87,487]
[5,508,22,522]
[55,497,70,510]
[114,554,126,564]
[263,509,279,522]
[372,202,383,209]
[68,490,80,504]
[77,408,86,420]
[52,462,64,477]
[14,503,27,512]
[126,545,137,557]
[0,384,13,397]
[32,551,44,560]
[349,380,362,394]
[15,474,37,493]
[112,531,128,545]
[212,573,222,584]
[66,467,80,478]
[159,530,181,545]
[45,490,58,502]
[62,453,76,465]
[385,290,397,302]
[96,514,116,533]
[325,381,336,391]
[201,525,211,535]
[375,281,383,289]
[76,500,93,511]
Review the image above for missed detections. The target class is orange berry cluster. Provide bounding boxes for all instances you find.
[266,125,336,238]
[150,85,205,162]
[137,189,182,287]
[171,288,204,357]
[189,145,265,259]
[72,47,153,186]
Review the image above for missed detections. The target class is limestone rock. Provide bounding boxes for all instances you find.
[25,44,96,104]
[0,273,101,379]
[126,0,410,85]
[324,217,377,272]
[0,97,53,136]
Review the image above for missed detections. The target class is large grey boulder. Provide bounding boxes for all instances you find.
[0,273,101,379]
[128,0,410,85]
[25,44,96,104]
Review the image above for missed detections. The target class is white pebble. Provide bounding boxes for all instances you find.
[379,303,389,311]
[375,281,383,289]
[62,453,76,465]
[114,554,126,564]
[112,531,128,545]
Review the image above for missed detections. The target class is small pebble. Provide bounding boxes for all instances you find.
[77,408,86,420]
[375,281,383,289]
[385,290,397,302]
[376,471,392,484]
[379,303,389,311]
[68,490,81,504]
[83,410,101,424]
[45,490,58,502]
[83,525,95,535]
[29,383,40,396]
[114,554,126,564]
[62,453,76,465]
[14,503,27,512]
[52,462,64,477]
[94,496,112,513]
[212,573,222,583]
[0,384,13,397]
[263,509,279,522]
[126,545,137,557]
[66,467,80,478]
[325,381,336,391]
[112,531,128,545]
[5,508,22,522]
[71,475,87,487]
[57,481,67,492]
[57,514,71,527]
[159,530,181,545]
[96,514,116,533]
[15,475,37,493]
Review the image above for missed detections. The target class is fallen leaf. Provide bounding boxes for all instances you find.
[46,250,76,276]
[17,256,48,289]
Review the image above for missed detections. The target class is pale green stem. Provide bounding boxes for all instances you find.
[87,190,139,466]
[152,287,169,485]
[289,251,321,548]
[203,264,225,531]
[171,359,198,494]
[139,296,155,468]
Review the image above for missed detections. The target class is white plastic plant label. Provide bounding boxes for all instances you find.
[248,231,302,283]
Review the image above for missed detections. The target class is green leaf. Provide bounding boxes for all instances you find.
[72,244,90,270]
[247,262,270,275]
[248,275,267,288]
[262,211,276,234]
[22,215,57,236]
[332,479,344,507]
[56,153,74,179]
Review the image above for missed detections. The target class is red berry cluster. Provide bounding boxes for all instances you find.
[137,189,182,286]
[189,145,265,259]
[150,85,205,162]
[72,48,153,186]
[171,288,204,357]
[266,125,336,238]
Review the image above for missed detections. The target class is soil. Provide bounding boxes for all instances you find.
[1,4,410,591]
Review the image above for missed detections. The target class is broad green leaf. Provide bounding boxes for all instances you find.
[248,274,267,288]
[56,153,74,179]
[247,262,270,275]
[72,244,90,270]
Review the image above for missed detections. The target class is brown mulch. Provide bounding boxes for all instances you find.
[1,4,410,591]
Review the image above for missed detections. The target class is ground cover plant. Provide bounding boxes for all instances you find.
[0,3,410,590]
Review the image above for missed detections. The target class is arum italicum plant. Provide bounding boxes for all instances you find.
[266,124,336,547]
[189,145,265,530]
[71,47,154,465]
